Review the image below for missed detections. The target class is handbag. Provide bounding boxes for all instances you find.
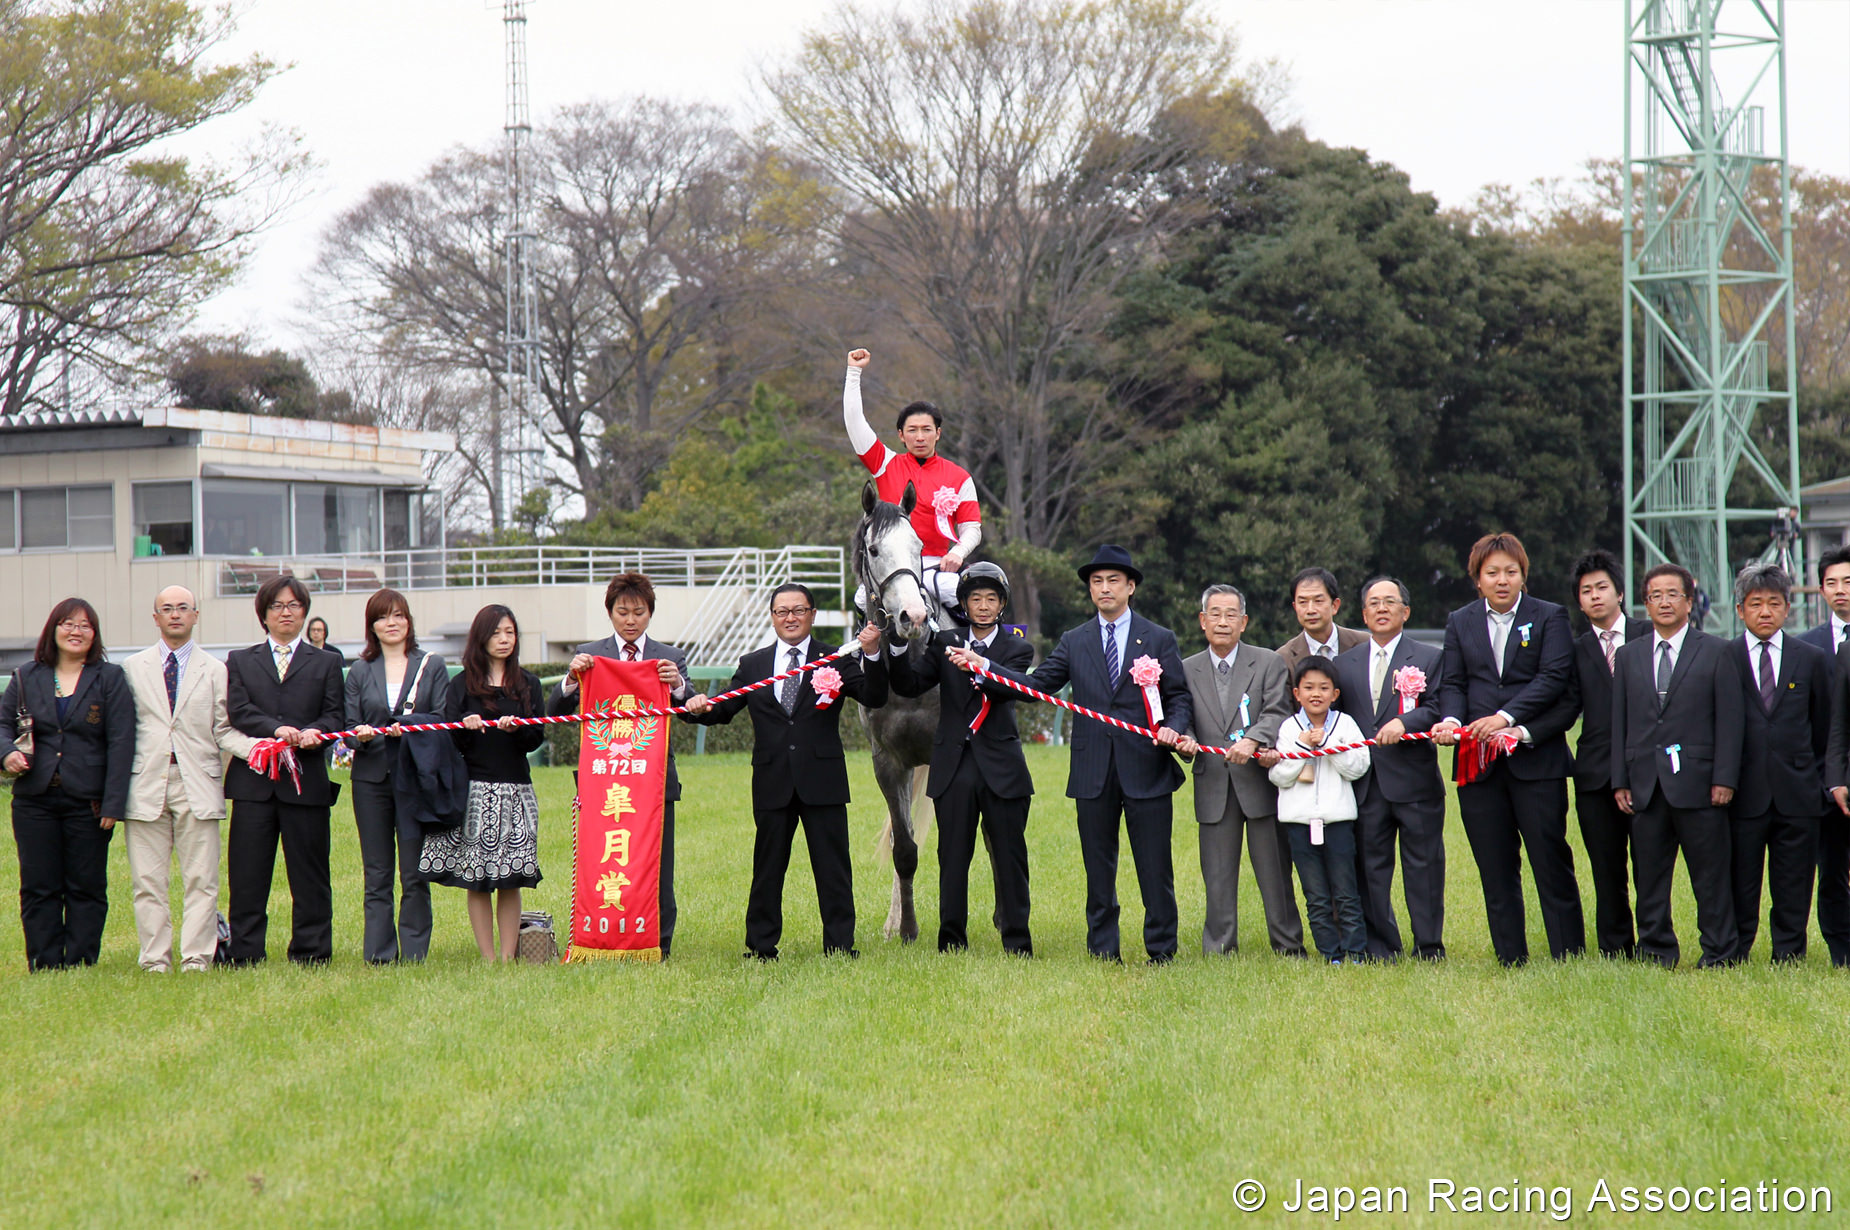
[516,911,558,964]
[3,703,31,777]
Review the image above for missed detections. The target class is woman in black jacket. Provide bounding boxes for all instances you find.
[420,604,544,962]
[0,598,135,970]
[344,588,449,963]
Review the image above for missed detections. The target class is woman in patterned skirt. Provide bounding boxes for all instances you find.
[421,604,545,960]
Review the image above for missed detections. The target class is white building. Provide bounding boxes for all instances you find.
[0,407,842,668]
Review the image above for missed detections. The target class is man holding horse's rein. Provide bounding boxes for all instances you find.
[844,349,981,612]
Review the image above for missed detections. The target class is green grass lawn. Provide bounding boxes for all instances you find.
[2,745,1845,1227]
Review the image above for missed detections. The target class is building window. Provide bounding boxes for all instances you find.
[293,483,380,555]
[132,481,195,556]
[203,479,289,557]
[17,484,113,551]
[0,490,14,551]
[384,489,425,550]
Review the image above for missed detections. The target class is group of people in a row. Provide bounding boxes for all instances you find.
[5,535,1848,972]
[0,580,548,970]
[879,536,1850,969]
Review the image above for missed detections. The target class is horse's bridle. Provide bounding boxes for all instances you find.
[858,538,940,637]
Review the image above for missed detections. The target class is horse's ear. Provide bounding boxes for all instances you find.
[900,481,917,515]
[862,480,878,513]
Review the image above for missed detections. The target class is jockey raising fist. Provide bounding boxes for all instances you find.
[843,348,982,608]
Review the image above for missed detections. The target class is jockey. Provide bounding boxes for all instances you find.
[845,348,981,612]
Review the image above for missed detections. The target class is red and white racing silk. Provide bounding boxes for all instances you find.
[844,366,982,561]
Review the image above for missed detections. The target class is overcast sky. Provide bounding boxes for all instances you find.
[194,0,1850,350]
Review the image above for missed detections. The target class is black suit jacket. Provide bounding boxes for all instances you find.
[688,638,887,811]
[224,640,344,806]
[1730,633,1834,818]
[1437,595,1576,781]
[549,634,690,802]
[0,661,135,816]
[344,651,451,783]
[887,626,1035,800]
[982,611,1191,801]
[1795,622,1843,657]
[1565,616,1653,791]
[1611,627,1743,811]
[1830,641,1850,794]
[1331,635,1445,806]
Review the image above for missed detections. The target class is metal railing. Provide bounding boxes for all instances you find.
[679,545,848,667]
[215,544,845,599]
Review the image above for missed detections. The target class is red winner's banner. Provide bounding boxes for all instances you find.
[566,658,671,963]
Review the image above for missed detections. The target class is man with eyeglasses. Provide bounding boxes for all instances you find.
[120,587,261,971]
[1611,563,1744,969]
[223,575,345,965]
[685,585,886,959]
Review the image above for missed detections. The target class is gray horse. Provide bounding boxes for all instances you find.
[852,479,1001,942]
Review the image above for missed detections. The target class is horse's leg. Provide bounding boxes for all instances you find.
[872,747,920,942]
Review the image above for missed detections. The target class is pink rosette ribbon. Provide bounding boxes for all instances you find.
[931,486,960,541]
[1391,664,1427,716]
[811,665,844,709]
[1128,654,1164,725]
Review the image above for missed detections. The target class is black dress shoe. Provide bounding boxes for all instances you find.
[1145,953,1175,966]
[743,949,777,962]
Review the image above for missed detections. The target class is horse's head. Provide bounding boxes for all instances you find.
[856,480,933,640]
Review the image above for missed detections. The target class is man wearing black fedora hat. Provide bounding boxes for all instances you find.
[949,544,1191,962]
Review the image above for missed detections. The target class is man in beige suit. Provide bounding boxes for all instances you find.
[122,587,260,971]
[1275,566,1368,669]
[1176,585,1303,956]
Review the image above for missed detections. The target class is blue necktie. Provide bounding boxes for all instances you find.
[164,651,179,712]
[1104,622,1120,685]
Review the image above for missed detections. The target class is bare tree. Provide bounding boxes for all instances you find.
[764,0,1264,622]
[307,97,828,527]
[0,0,301,415]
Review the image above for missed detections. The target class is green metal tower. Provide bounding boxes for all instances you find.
[1622,0,1803,630]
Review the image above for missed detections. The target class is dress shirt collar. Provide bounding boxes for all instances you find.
[1099,610,1131,634]
[1370,633,1402,661]
[1745,628,1783,652]
[267,634,305,657]
[1653,622,1691,657]
[1833,614,1850,648]
[1302,628,1339,658]
[777,635,812,661]
[968,627,996,651]
[618,635,646,658]
[1485,595,1522,624]
[1591,614,1626,645]
[1209,643,1240,670]
[163,639,194,666]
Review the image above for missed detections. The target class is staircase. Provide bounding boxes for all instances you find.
[680,546,846,668]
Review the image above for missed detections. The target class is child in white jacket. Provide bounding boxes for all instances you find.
[1265,657,1372,963]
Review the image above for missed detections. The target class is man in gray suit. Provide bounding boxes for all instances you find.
[551,572,691,956]
[1177,584,1302,956]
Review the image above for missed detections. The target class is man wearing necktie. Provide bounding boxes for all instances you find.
[949,545,1191,963]
[551,573,692,956]
[122,587,260,971]
[684,585,886,960]
[1178,584,1300,957]
[223,576,345,964]
[1332,577,1448,961]
[886,563,1036,954]
[1794,546,1850,658]
[1562,549,1654,958]
[1610,563,1743,968]
[1726,564,1835,963]
[1433,533,1583,966]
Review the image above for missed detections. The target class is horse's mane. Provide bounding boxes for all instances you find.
[851,499,910,584]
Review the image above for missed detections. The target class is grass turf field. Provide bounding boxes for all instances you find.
[1,744,1846,1228]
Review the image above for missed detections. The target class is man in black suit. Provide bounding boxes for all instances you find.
[224,576,345,965]
[1331,577,1447,961]
[1800,545,1850,962]
[1830,639,1850,965]
[1728,564,1835,963]
[1612,562,1743,969]
[1565,548,1653,958]
[952,545,1191,963]
[551,572,692,956]
[1433,532,1583,965]
[887,563,1035,954]
[686,585,885,959]
[1795,545,1850,658]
